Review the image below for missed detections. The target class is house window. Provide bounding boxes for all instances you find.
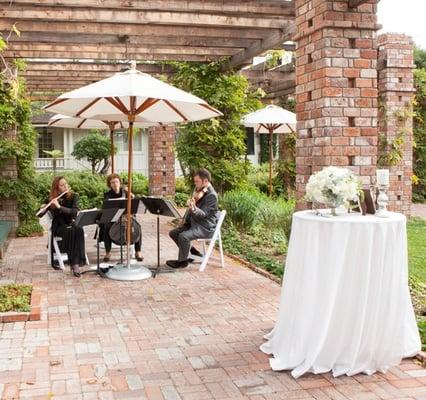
[114,130,143,152]
[38,128,53,158]
[245,127,255,156]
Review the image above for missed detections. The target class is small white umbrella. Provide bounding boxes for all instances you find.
[49,114,159,173]
[241,105,296,196]
[44,61,222,281]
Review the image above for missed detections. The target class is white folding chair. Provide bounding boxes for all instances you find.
[45,212,89,270]
[197,210,227,272]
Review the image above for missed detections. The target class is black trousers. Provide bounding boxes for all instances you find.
[55,224,86,266]
[169,224,213,262]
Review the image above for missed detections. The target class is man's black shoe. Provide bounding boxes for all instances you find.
[166,259,189,269]
[190,247,203,258]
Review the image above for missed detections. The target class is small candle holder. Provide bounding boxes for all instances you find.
[375,184,390,218]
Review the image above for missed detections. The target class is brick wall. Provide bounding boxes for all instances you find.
[377,33,415,215]
[294,0,380,209]
[0,127,19,228]
[148,125,176,196]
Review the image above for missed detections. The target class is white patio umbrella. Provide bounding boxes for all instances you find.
[48,114,159,173]
[241,105,296,196]
[44,61,222,281]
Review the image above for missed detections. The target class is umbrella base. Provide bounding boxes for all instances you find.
[104,263,152,281]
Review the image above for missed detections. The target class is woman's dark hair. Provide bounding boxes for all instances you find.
[106,173,121,188]
[194,168,211,182]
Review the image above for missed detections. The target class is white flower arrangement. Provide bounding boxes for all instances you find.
[305,166,361,208]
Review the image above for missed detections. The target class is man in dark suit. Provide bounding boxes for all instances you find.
[167,168,218,269]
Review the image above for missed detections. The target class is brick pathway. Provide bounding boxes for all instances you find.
[0,214,425,400]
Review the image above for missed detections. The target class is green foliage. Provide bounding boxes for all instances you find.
[174,176,190,207]
[168,61,264,194]
[0,283,32,312]
[221,222,284,278]
[221,188,295,240]
[265,50,285,69]
[0,51,41,236]
[259,133,278,164]
[413,68,426,202]
[71,131,111,174]
[414,46,426,69]
[34,171,149,210]
[118,172,149,197]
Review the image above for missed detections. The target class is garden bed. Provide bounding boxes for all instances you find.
[0,283,41,323]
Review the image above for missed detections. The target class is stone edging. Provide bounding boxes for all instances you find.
[416,351,426,365]
[225,252,282,285]
[0,288,41,323]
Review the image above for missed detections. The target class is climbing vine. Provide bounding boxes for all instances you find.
[0,28,42,236]
[377,100,414,168]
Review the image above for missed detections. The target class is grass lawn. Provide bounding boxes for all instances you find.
[407,218,426,350]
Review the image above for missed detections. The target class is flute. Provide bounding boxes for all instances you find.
[36,189,69,217]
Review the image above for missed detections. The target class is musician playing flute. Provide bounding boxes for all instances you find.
[39,176,86,277]
[167,168,218,269]
[101,173,144,262]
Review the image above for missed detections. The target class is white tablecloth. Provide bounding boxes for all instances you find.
[260,210,421,378]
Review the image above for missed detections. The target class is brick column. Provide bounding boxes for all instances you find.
[377,33,415,215]
[0,127,19,228]
[294,0,380,208]
[148,125,176,196]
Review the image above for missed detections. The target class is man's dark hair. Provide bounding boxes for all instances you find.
[194,168,211,182]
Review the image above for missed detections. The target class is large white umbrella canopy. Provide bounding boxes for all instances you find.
[241,105,297,195]
[43,62,222,279]
[48,114,159,173]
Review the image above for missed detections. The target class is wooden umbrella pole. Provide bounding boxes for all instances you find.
[126,118,134,267]
[110,127,115,174]
[269,127,273,196]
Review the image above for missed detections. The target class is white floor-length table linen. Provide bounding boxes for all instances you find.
[260,210,421,378]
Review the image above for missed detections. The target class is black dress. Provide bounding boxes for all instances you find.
[50,193,86,266]
[101,189,142,253]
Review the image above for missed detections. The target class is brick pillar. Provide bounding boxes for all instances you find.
[294,0,380,208]
[148,125,176,196]
[377,34,415,215]
[0,127,19,228]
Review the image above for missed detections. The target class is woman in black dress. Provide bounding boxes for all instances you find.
[43,176,86,277]
[102,173,144,262]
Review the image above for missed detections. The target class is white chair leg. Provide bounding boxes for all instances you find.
[199,237,216,272]
[53,238,65,270]
[218,232,225,268]
[201,241,206,256]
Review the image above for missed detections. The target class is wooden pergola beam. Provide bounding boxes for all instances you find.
[0,20,275,40]
[1,0,295,17]
[222,23,296,71]
[4,31,259,49]
[0,6,288,29]
[6,43,241,57]
[5,51,218,62]
[22,61,172,74]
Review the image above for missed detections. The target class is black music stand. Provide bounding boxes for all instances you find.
[140,196,181,277]
[80,207,124,276]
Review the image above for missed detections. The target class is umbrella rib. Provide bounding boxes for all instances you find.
[44,98,67,110]
[164,100,188,122]
[48,118,59,126]
[105,97,128,115]
[200,103,221,115]
[115,97,130,114]
[134,98,160,115]
[76,98,101,117]
[77,119,87,129]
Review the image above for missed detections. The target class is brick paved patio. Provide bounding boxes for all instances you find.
[0,214,425,400]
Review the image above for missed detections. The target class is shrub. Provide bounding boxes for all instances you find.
[221,188,264,232]
[34,171,149,210]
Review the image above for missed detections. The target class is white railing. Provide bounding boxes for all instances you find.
[35,157,91,171]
